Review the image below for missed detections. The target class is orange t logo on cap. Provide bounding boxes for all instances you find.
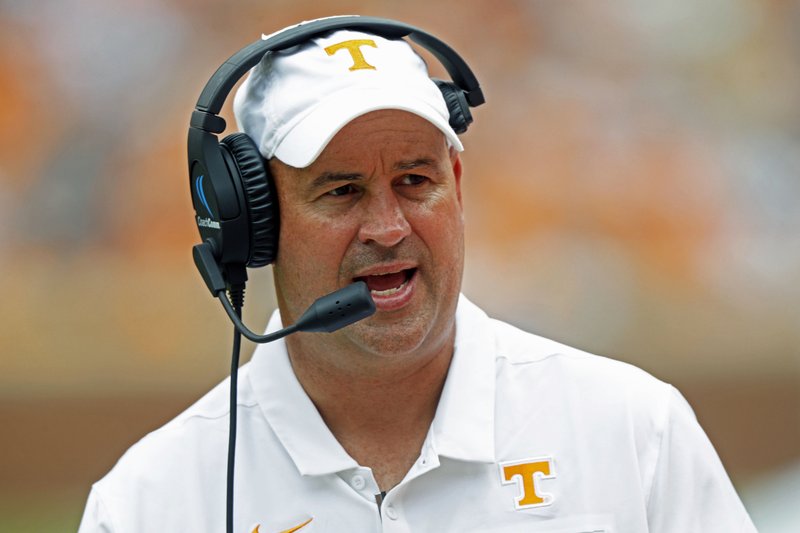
[324,39,378,71]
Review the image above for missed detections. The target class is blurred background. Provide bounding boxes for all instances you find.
[1,0,798,531]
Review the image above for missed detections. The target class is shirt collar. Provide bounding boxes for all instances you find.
[247,294,497,476]
[247,312,358,477]
[430,293,497,464]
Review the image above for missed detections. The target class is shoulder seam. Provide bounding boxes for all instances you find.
[644,383,675,514]
[90,483,120,533]
[152,399,259,434]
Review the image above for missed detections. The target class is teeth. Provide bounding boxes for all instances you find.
[370,279,409,297]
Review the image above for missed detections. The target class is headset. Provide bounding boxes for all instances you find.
[186,16,484,532]
[187,15,485,291]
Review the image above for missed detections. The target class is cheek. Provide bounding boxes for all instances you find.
[275,209,354,279]
[273,214,351,317]
[412,195,464,242]
[410,201,465,277]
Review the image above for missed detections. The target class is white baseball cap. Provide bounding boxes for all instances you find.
[232,29,464,168]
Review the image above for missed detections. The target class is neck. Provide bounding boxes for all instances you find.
[284,327,455,490]
[285,327,454,427]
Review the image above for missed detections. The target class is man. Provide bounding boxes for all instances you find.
[79,23,757,532]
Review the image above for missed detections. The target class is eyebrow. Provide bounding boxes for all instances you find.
[394,158,436,171]
[308,158,438,191]
[310,172,362,191]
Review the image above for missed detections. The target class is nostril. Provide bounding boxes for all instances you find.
[356,193,413,247]
[357,216,412,247]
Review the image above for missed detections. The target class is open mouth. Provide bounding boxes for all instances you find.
[354,268,417,297]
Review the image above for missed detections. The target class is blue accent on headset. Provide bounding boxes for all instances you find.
[196,175,214,218]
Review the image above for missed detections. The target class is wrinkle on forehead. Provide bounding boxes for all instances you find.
[315,110,448,165]
[310,158,438,189]
[270,110,453,197]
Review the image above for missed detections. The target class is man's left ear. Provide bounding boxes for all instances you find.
[451,148,463,206]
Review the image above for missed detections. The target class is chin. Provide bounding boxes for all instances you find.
[345,313,444,358]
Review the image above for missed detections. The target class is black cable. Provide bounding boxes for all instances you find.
[226,288,244,533]
[214,279,374,532]
[218,292,297,342]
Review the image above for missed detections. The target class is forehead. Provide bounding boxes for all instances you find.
[310,110,449,167]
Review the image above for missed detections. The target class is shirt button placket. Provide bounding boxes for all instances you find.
[384,505,398,520]
[351,474,366,491]
[380,487,409,532]
[381,503,409,533]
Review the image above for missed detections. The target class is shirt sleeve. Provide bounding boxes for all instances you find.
[77,486,116,533]
[646,386,758,533]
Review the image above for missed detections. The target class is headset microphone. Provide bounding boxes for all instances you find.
[193,241,376,342]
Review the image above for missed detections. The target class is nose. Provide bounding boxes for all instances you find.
[357,190,411,247]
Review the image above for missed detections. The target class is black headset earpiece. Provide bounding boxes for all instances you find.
[188,15,484,291]
[432,79,473,134]
[218,133,278,268]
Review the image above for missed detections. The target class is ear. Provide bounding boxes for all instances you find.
[450,147,463,207]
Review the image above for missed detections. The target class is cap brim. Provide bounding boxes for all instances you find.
[272,89,463,168]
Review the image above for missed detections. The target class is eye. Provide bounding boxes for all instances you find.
[326,183,357,197]
[399,174,428,186]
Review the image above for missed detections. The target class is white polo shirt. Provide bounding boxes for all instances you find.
[79,295,756,532]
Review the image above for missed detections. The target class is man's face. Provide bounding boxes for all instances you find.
[269,109,464,360]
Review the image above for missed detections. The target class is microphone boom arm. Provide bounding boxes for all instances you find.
[193,239,376,342]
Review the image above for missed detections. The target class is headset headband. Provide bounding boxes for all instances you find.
[187,15,484,275]
[189,15,485,135]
